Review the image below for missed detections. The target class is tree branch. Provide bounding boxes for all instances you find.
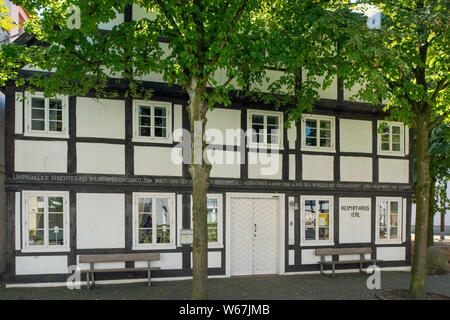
[429,110,450,129]
[155,0,185,41]
[208,1,247,69]
[431,77,449,103]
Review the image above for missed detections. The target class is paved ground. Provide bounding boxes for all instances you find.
[0,271,448,300]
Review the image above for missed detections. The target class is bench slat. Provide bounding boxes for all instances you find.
[80,267,161,273]
[79,253,160,263]
[315,247,372,256]
[320,259,382,265]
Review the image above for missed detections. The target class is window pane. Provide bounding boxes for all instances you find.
[320,129,331,138]
[48,197,64,212]
[29,229,44,246]
[31,97,45,109]
[154,117,167,127]
[320,138,331,147]
[140,116,151,126]
[49,121,63,132]
[319,227,329,240]
[252,114,264,124]
[139,106,151,116]
[49,99,62,110]
[306,119,316,129]
[381,142,390,151]
[390,201,398,214]
[392,134,400,143]
[267,116,278,125]
[139,228,153,244]
[31,120,45,131]
[304,200,316,241]
[207,199,218,242]
[392,143,401,151]
[49,109,63,121]
[154,128,166,137]
[140,127,151,137]
[379,226,388,239]
[32,108,45,120]
[49,227,64,245]
[154,107,166,117]
[392,126,400,134]
[390,227,398,239]
[320,120,331,129]
[267,134,278,144]
[139,198,152,213]
[156,198,170,243]
[30,196,45,213]
[306,137,316,146]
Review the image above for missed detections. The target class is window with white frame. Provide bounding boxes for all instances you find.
[247,110,283,148]
[301,114,335,152]
[187,194,223,248]
[133,100,172,143]
[300,195,334,245]
[133,193,175,249]
[376,197,402,243]
[24,92,69,137]
[377,121,405,155]
[22,191,69,252]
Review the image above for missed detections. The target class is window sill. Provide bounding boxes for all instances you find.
[300,241,334,247]
[21,247,70,253]
[23,131,69,139]
[132,136,173,144]
[132,244,177,251]
[301,146,336,153]
[375,240,403,245]
[377,151,406,157]
[247,143,283,151]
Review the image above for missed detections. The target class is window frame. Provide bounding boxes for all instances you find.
[377,121,405,156]
[247,109,284,150]
[187,194,224,249]
[132,100,173,144]
[301,114,336,153]
[300,195,334,246]
[132,192,176,250]
[24,92,69,138]
[375,197,403,244]
[21,191,70,253]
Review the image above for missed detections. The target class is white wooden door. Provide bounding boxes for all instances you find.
[230,197,278,276]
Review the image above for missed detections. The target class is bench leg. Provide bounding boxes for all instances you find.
[148,270,151,287]
[332,264,336,278]
[86,272,90,290]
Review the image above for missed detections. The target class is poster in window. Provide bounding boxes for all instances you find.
[319,214,328,226]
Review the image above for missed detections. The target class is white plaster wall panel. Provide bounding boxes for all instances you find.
[212,68,240,89]
[134,146,182,176]
[205,108,242,146]
[287,122,297,149]
[132,4,157,21]
[77,143,125,174]
[344,82,370,103]
[16,256,68,275]
[78,262,125,271]
[76,97,125,139]
[135,252,183,270]
[289,154,296,180]
[379,159,409,183]
[173,104,183,142]
[248,152,282,180]
[76,193,125,249]
[15,192,21,250]
[302,70,338,100]
[340,156,373,182]
[339,119,372,153]
[190,252,221,269]
[15,140,67,173]
[338,197,372,244]
[133,43,171,83]
[339,254,371,261]
[206,149,241,179]
[15,92,23,134]
[301,249,331,265]
[302,154,333,181]
[376,247,406,261]
[405,126,410,155]
[98,11,124,30]
[289,250,295,265]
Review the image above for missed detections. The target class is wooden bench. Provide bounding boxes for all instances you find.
[79,253,160,289]
[315,247,383,278]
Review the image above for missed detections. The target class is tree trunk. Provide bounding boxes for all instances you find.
[409,116,432,299]
[187,79,211,300]
[427,177,436,247]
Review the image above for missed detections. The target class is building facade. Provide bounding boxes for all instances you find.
[0,6,414,284]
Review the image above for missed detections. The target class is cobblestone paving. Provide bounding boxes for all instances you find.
[0,271,449,300]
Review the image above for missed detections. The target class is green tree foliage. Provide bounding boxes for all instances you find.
[331,0,449,298]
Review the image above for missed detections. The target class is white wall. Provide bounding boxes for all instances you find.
[77,143,125,174]
[76,97,125,139]
[379,158,409,183]
[339,119,372,153]
[205,108,241,146]
[76,193,125,249]
[340,156,372,182]
[134,146,182,176]
[302,154,334,181]
[301,249,331,265]
[16,256,68,275]
[15,140,67,173]
[248,152,282,180]
[206,149,241,179]
[376,247,406,261]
